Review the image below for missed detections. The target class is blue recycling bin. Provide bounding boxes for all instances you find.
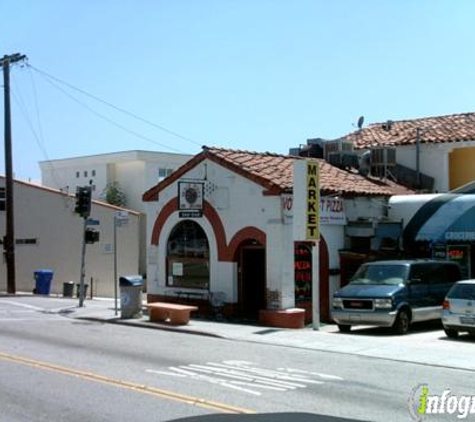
[34,269,54,295]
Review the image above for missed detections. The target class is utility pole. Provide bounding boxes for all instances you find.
[1,53,27,294]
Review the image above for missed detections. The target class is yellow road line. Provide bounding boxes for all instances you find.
[0,351,254,414]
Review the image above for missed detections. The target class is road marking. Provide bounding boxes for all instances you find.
[0,351,254,414]
[147,360,343,396]
[0,318,69,322]
[0,300,45,311]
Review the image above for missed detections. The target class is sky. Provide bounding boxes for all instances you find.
[2,0,475,182]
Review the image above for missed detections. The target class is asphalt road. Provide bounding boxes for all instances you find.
[0,297,473,422]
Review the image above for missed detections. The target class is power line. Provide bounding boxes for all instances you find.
[11,78,70,202]
[37,72,185,153]
[26,63,203,148]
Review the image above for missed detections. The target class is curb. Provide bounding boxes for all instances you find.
[75,316,226,339]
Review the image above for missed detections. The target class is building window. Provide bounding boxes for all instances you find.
[158,168,167,181]
[84,171,88,177]
[16,238,38,245]
[166,220,209,289]
[0,238,38,245]
[0,188,5,211]
[76,171,80,178]
[158,168,174,182]
[92,170,96,177]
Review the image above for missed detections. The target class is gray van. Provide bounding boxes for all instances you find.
[331,259,462,334]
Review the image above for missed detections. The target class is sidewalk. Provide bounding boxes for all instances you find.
[66,297,475,372]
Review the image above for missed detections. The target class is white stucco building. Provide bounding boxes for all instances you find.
[142,147,412,325]
[40,150,192,274]
[0,177,140,297]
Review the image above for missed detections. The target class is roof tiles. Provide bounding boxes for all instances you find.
[341,112,475,149]
[205,147,412,196]
[143,146,413,202]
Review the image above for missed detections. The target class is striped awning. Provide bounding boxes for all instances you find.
[397,194,475,244]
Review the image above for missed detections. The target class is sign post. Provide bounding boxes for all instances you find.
[306,162,320,330]
[293,160,320,330]
[114,211,129,315]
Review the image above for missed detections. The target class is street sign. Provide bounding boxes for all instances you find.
[86,218,100,226]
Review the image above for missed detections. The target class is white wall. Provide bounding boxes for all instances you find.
[40,151,192,211]
[0,180,140,297]
[147,159,276,302]
[41,163,108,199]
[395,142,475,193]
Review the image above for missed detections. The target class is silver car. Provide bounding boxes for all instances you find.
[442,280,475,338]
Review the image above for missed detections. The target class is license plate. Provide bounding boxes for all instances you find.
[459,316,475,325]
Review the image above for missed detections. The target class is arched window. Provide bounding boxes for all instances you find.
[166,220,209,289]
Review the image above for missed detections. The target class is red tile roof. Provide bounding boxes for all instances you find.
[143,146,413,201]
[341,112,475,149]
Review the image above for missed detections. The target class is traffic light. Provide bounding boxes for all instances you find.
[85,228,100,244]
[75,186,92,218]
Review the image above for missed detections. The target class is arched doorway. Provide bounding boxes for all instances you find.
[166,220,210,289]
[236,240,266,320]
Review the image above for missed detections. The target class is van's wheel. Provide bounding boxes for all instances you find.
[337,324,351,333]
[393,310,410,335]
[444,328,459,339]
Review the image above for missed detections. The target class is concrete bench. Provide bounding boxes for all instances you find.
[147,302,198,325]
[259,308,305,329]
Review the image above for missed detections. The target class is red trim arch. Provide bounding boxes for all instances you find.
[227,226,266,261]
[151,197,235,262]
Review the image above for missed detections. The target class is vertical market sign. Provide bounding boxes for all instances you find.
[306,162,320,241]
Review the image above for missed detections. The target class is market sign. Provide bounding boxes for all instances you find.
[306,162,319,240]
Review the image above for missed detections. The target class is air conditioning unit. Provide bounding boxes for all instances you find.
[370,147,396,178]
[328,152,359,169]
[370,147,396,168]
[323,139,354,161]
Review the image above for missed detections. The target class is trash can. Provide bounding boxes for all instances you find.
[34,269,54,295]
[119,275,143,319]
[63,281,74,298]
[76,283,89,299]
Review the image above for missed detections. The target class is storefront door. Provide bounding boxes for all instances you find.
[239,245,266,319]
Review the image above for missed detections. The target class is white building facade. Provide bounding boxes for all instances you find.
[40,150,192,274]
[0,177,140,297]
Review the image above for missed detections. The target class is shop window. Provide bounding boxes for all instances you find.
[166,220,209,289]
